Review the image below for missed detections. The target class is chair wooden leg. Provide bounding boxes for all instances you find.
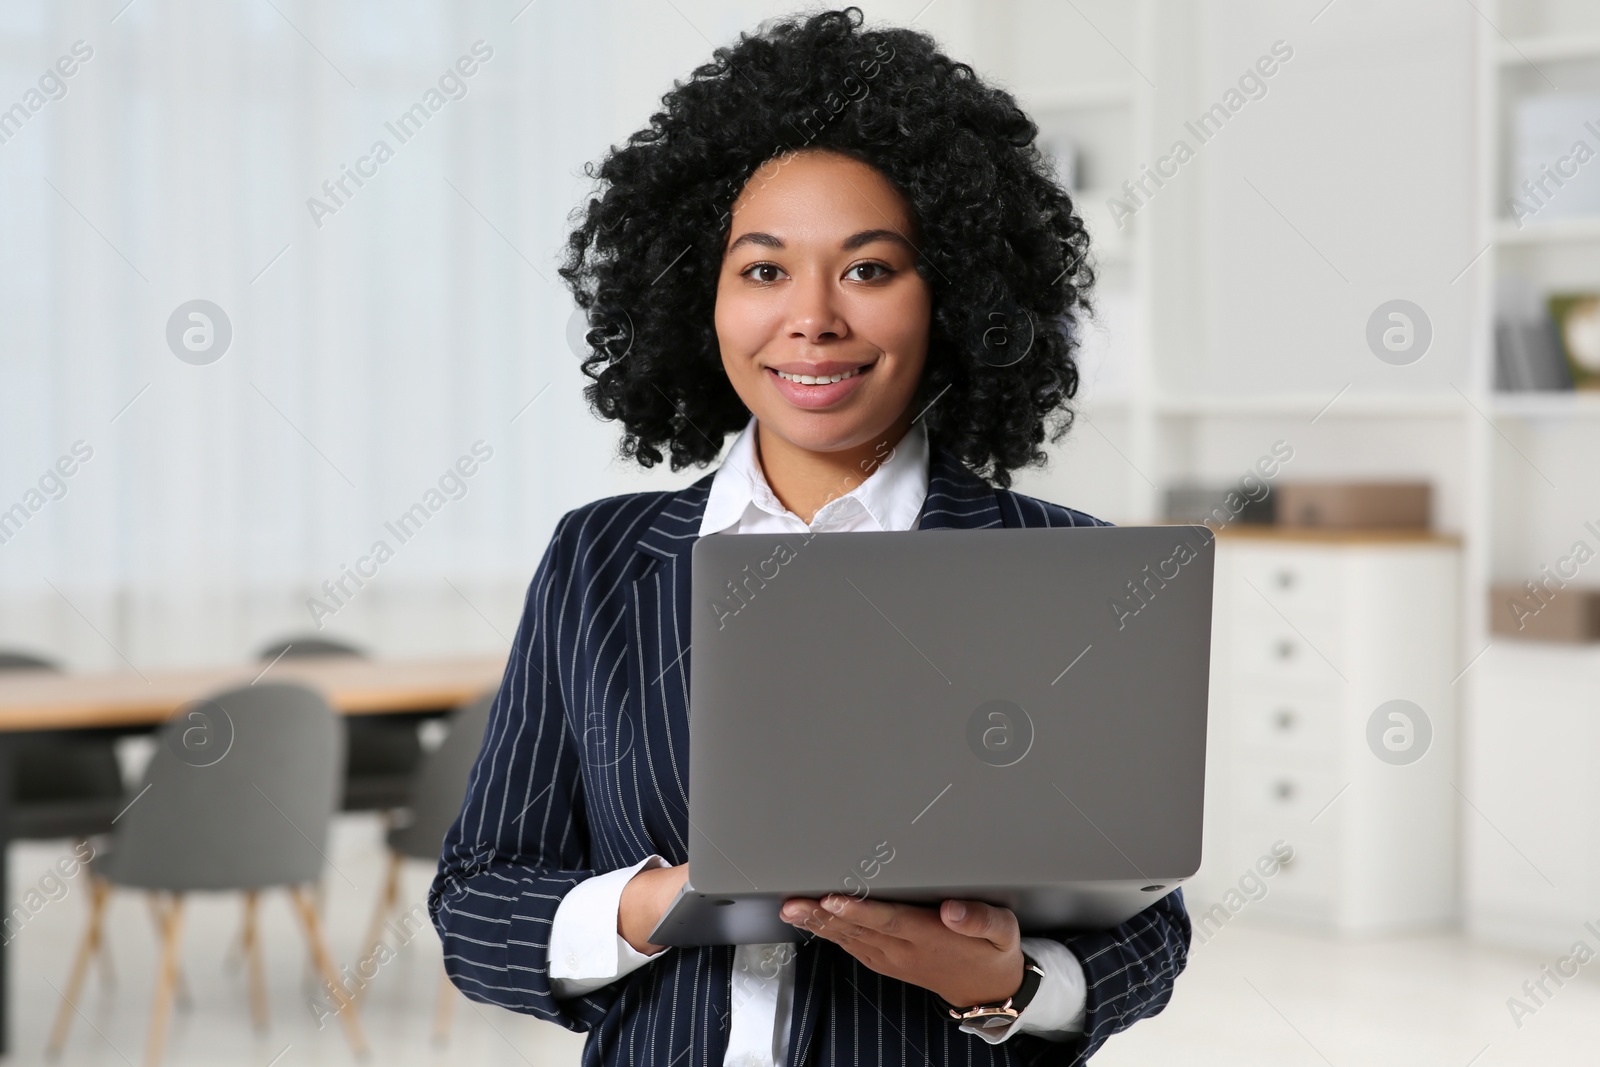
[46,875,110,1059]
[289,885,368,1058]
[223,902,247,972]
[146,896,192,1011]
[76,841,117,991]
[94,933,116,991]
[241,891,269,1031]
[354,851,403,1006]
[143,893,186,1067]
[302,876,331,988]
[432,958,456,1046]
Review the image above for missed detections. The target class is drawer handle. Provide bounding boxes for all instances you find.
[1273,709,1295,731]
[1274,569,1296,590]
[1274,639,1297,660]
[1272,780,1296,802]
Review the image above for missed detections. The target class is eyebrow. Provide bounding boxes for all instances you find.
[724,228,916,258]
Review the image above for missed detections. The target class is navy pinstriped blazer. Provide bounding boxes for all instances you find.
[429,442,1191,1066]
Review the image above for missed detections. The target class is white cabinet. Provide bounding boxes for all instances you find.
[1200,532,1462,934]
[1465,644,1600,952]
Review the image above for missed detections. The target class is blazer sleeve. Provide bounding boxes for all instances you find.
[1029,888,1191,1064]
[428,510,615,1034]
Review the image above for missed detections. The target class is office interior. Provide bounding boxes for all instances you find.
[1,0,1597,1063]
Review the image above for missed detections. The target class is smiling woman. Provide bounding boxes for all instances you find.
[431,8,1189,1067]
[557,7,1094,491]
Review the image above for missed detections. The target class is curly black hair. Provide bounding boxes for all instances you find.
[558,6,1094,488]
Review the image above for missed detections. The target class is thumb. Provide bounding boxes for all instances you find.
[940,899,1018,948]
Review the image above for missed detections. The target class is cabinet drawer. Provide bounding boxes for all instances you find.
[1234,688,1339,764]
[1236,821,1339,918]
[1231,604,1345,683]
[1228,546,1342,619]
[1230,765,1343,918]
[1232,761,1344,828]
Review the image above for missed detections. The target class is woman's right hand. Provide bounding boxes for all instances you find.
[618,862,690,955]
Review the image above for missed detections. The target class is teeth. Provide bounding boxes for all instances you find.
[776,367,862,385]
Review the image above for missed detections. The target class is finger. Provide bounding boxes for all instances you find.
[782,899,876,947]
[939,899,1019,949]
[781,898,844,938]
[780,898,825,928]
[799,909,863,945]
[814,893,914,940]
[801,918,887,971]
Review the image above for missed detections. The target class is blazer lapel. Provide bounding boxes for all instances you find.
[621,471,716,862]
[917,445,1004,531]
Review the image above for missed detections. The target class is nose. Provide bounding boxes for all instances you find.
[784,269,849,343]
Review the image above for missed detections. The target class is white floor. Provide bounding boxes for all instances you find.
[7,822,1596,1066]
[1093,922,1600,1067]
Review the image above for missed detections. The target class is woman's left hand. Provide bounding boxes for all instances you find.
[780,893,1025,1009]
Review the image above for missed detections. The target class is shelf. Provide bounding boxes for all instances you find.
[1020,82,1135,111]
[1151,393,1465,418]
[1494,215,1600,245]
[1491,391,1600,418]
[1494,32,1600,65]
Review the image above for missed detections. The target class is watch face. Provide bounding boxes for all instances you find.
[973,1012,1016,1030]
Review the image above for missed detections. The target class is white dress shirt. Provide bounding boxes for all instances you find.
[547,415,1088,1065]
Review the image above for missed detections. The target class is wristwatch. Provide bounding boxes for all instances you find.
[939,953,1045,1031]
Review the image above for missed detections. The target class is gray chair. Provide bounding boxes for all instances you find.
[256,636,426,813]
[355,690,493,1043]
[46,682,368,1066]
[0,651,127,842]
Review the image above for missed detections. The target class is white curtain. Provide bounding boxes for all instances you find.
[0,0,648,670]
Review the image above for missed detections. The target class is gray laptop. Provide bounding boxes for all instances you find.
[649,523,1214,947]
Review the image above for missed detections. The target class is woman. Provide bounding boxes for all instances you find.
[430,9,1188,1066]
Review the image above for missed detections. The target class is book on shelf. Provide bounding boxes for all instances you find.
[1494,317,1573,391]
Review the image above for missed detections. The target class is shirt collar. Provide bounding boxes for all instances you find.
[698,414,929,536]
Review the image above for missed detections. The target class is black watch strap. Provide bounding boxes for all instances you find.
[939,953,1045,1029]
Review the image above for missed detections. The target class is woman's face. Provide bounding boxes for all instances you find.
[714,149,932,456]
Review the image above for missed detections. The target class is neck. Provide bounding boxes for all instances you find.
[755,411,915,525]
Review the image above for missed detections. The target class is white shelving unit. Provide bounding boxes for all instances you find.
[990,0,1600,950]
[1461,0,1600,952]
[995,0,1158,525]
[1491,31,1600,64]
[1493,215,1600,244]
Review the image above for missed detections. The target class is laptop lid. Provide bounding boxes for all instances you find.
[686,524,1213,909]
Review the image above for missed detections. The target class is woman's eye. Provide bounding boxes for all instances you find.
[848,263,890,282]
[744,264,783,283]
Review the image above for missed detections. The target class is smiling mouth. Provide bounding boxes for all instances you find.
[767,360,878,385]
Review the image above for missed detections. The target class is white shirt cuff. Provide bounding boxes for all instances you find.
[547,854,670,999]
[957,937,1087,1044]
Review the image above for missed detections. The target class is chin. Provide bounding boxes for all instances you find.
[757,409,896,454]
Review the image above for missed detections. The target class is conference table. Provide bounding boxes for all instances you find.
[0,653,508,1055]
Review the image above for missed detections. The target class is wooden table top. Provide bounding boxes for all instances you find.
[0,654,508,732]
[1215,526,1461,546]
